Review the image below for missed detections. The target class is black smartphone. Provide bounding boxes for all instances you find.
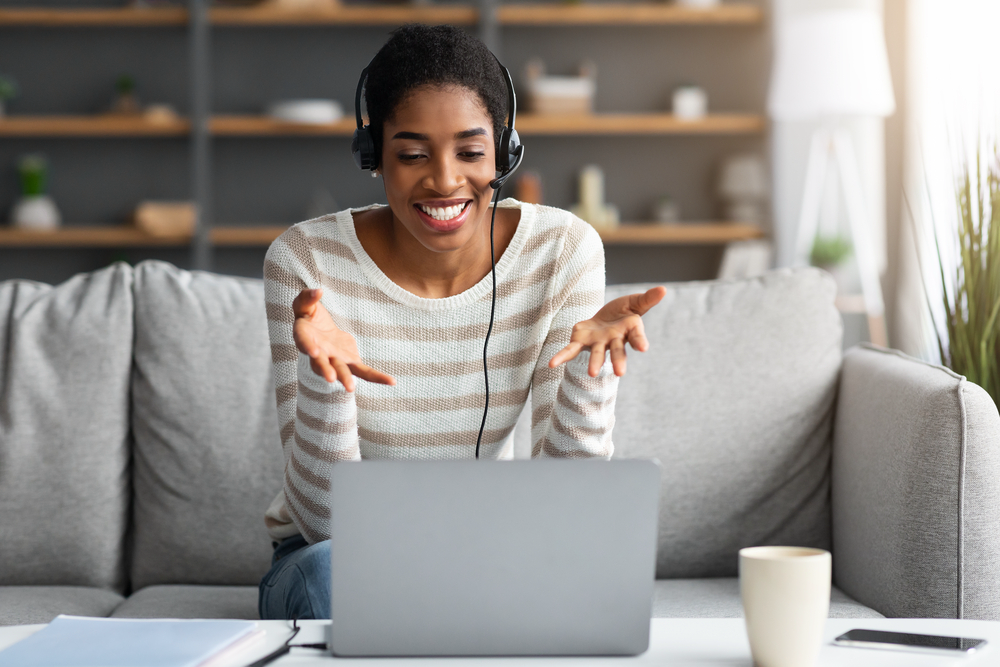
[834,629,987,655]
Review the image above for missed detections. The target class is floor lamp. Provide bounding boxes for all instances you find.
[768,9,896,347]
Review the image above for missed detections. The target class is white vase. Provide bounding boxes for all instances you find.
[11,195,62,231]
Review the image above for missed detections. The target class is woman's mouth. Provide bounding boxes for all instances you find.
[414,201,472,232]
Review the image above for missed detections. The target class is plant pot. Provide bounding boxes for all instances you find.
[11,195,61,231]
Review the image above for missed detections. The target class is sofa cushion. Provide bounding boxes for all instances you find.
[651,579,882,618]
[605,269,842,578]
[0,264,133,592]
[833,345,1000,619]
[0,586,124,626]
[110,585,259,619]
[129,261,285,589]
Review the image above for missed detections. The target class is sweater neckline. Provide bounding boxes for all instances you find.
[338,198,534,311]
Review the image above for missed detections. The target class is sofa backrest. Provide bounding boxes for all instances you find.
[0,264,134,592]
[128,261,284,590]
[604,268,842,578]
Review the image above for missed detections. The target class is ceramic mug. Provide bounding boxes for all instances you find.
[739,546,831,667]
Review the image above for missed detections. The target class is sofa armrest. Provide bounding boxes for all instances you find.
[832,344,1000,619]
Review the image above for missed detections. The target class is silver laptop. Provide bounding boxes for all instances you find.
[328,458,661,657]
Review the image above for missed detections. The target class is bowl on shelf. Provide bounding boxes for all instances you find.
[266,99,344,125]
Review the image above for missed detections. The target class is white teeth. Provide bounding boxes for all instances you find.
[420,203,466,221]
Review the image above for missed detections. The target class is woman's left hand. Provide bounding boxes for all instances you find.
[549,286,667,377]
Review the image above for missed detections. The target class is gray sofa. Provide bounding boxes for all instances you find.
[1,260,998,626]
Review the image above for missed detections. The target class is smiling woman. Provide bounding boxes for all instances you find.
[257,24,666,621]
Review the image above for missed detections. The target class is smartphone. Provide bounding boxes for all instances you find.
[834,629,987,655]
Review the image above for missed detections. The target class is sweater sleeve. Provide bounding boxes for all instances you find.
[263,225,360,544]
[530,222,618,459]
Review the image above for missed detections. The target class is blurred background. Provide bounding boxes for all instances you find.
[0,0,997,357]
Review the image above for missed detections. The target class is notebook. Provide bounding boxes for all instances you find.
[0,615,258,667]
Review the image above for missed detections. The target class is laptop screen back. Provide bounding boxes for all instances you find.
[329,459,661,657]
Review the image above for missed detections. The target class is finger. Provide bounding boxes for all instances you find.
[312,356,336,383]
[292,288,323,319]
[350,362,397,386]
[588,343,607,377]
[609,338,627,377]
[332,357,355,392]
[549,341,584,368]
[627,319,650,352]
[293,323,320,358]
[631,285,667,316]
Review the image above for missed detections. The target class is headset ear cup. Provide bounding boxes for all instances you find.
[352,127,378,172]
[495,127,512,173]
[506,128,520,173]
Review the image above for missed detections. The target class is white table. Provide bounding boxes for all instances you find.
[2,617,999,666]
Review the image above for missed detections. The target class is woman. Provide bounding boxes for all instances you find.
[259,24,665,620]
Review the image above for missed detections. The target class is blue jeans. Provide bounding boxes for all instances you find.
[258,535,331,620]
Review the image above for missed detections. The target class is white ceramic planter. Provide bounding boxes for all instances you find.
[11,195,62,231]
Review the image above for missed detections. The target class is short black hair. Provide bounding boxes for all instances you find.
[364,24,508,167]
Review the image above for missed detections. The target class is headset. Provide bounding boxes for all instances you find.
[351,52,524,460]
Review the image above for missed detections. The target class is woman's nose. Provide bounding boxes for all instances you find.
[424,155,464,194]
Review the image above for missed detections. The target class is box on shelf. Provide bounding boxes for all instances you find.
[524,59,596,115]
[133,201,196,238]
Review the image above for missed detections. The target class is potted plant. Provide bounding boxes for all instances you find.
[927,147,1000,407]
[810,234,853,289]
[10,154,61,231]
[0,74,17,118]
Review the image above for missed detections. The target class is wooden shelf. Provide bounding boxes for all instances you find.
[498,3,762,26]
[210,115,354,136]
[0,227,190,248]
[0,115,190,137]
[210,5,478,26]
[0,3,761,28]
[0,223,762,248]
[517,113,764,135]
[211,113,764,137]
[0,7,188,27]
[600,223,764,244]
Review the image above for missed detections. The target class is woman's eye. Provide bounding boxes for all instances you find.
[460,152,486,159]
[398,153,424,162]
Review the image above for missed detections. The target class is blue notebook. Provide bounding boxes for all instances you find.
[0,615,258,667]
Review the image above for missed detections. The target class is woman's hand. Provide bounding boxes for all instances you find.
[292,288,396,391]
[549,286,667,378]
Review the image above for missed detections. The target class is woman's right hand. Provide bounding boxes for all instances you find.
[292,288,396,392]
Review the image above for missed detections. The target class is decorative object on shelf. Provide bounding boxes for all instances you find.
[717,240,772,280]
[514,171,543,205]
[809,234,852,291]
[524,59,596,115]
[652,195,680,224]
[675,0,720,8]
[717,153,768,224]
[143,103,181,125]
[110,74,141,116]
[260,0,339,10]
[10,154,61,231]
[0,74,17,118]
[570,165,619,231]
[769,8,895,346]
[306,187,338,220]
[672,84,707,120]
[133,201,196,237]
[923,145,1000,407]
[267,99,344,124]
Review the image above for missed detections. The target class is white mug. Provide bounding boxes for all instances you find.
[739,546,831,667]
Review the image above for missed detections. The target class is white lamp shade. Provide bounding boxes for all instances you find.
[768,9,896,120]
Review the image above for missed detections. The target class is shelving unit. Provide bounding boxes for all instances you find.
[0,222,763,248]
[0,112,764,137]
[0,0,767,283]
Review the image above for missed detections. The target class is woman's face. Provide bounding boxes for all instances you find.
[379,84,497,254]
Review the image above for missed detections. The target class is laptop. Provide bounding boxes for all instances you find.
[328,458,661,657]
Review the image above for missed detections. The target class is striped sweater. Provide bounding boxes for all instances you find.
[263,199,619,543]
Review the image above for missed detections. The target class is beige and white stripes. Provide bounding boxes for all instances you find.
[263,199,618,543]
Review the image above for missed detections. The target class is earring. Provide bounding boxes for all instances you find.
[371,171,378,179]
